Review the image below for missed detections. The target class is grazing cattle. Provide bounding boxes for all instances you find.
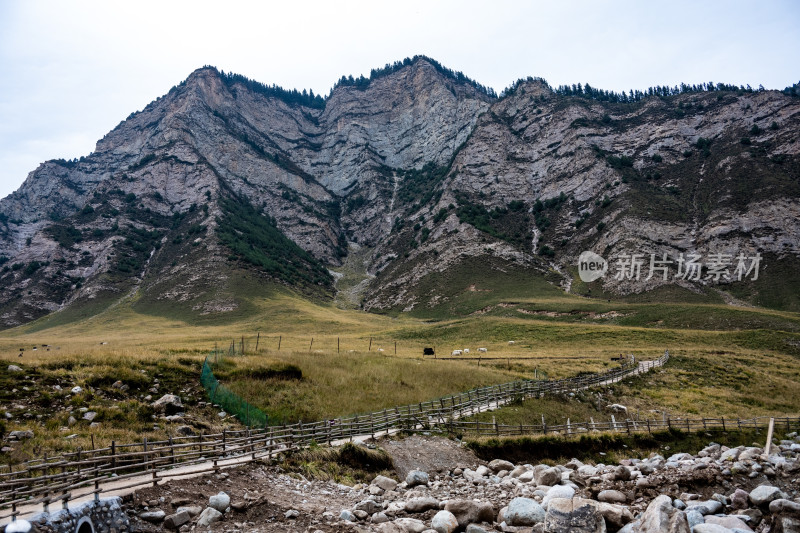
[463,348,470,354]
[423,347,435,356]
[451,350,463,356]
[508,341,515,345]
[478,347,488,353]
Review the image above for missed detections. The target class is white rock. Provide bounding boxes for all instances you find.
[431,510,459,533]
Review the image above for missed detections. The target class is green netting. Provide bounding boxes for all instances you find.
[201,356,269,428]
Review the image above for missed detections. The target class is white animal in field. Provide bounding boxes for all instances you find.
[452,350,463,356]
[508,341,515,345]
[478,347,488,353]
[463,348,470,354]
[378,348,384,352]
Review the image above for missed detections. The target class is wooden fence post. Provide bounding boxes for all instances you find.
[278,336,282,350]
[94,464,100,502]
[765,418,775,456]
[255,332,260,352]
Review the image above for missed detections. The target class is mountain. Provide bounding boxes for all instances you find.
[0,57,798,328]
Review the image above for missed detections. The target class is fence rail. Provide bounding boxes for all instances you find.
[1,349,672,522]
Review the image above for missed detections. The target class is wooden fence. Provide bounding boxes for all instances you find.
[1,350,670,521]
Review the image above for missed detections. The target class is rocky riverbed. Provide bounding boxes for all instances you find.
[110,432,800,533]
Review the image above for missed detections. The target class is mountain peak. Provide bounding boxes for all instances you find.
[0,59,798,328]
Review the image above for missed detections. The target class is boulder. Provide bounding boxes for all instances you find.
[3,519,31,533]
[597,490,627,504]
[208,491,230,512]
[175,425,196,436]
[373,475,399,492]
[730,488,750,510]
[340,510,356,522]
[405,497,440,513]
[773,516,800,533]
[444,499,494,529]
[163,510,190,530]
[535,466,561,486]
[196,507,223,528]
[139,510,166,523]
[372,512,390,523]
[7,365,23,373]
[431,510,459,533]
[614,465,632,481]
[355,499,383,515]
[593,501,634,530]
[284,509,300,519]
[544,497,606,533]
[151,394,183,415]
[720,447,743,462]
[686,500,724,515]
[749,485,784,506]
[692,525,735,533]
[377,523,407,533]
[8,430,34,440]
[517,470,535,483]
[489,459,514,473]
[685,510,704,530]
[505,497,545,527]
[176,505,202,517]
[638,495,690,533]
[542,485,575,509]
[510,465,529,478]
[406,470,430,487]
[393,517,428,533]
[705,515,753,531]
[770,499,800,516]
[739,447,763,461]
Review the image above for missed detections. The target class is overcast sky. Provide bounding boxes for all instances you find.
[1,0,798,201]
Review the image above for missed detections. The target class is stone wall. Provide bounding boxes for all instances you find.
[2,498,130,533]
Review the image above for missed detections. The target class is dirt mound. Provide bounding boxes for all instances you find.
[378,434,483,478]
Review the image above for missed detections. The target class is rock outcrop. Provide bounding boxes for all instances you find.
[1,57,798,327]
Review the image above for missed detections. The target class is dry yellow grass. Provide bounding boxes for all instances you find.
[0,287,798,462]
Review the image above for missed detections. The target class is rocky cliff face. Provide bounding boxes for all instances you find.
[0,57,798,327]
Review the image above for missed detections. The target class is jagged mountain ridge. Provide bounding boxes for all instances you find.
[0,57,798,327]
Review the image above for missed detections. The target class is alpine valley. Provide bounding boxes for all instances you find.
[1,56,799,329]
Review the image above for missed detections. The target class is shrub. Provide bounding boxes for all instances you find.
[695,137,712,150]
[606,155,634,169]
[651,154,662,163]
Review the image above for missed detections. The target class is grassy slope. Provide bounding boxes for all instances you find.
[1,280,799,461]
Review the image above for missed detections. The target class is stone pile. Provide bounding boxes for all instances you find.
[332,434,800,533]
[118,432,800,533]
